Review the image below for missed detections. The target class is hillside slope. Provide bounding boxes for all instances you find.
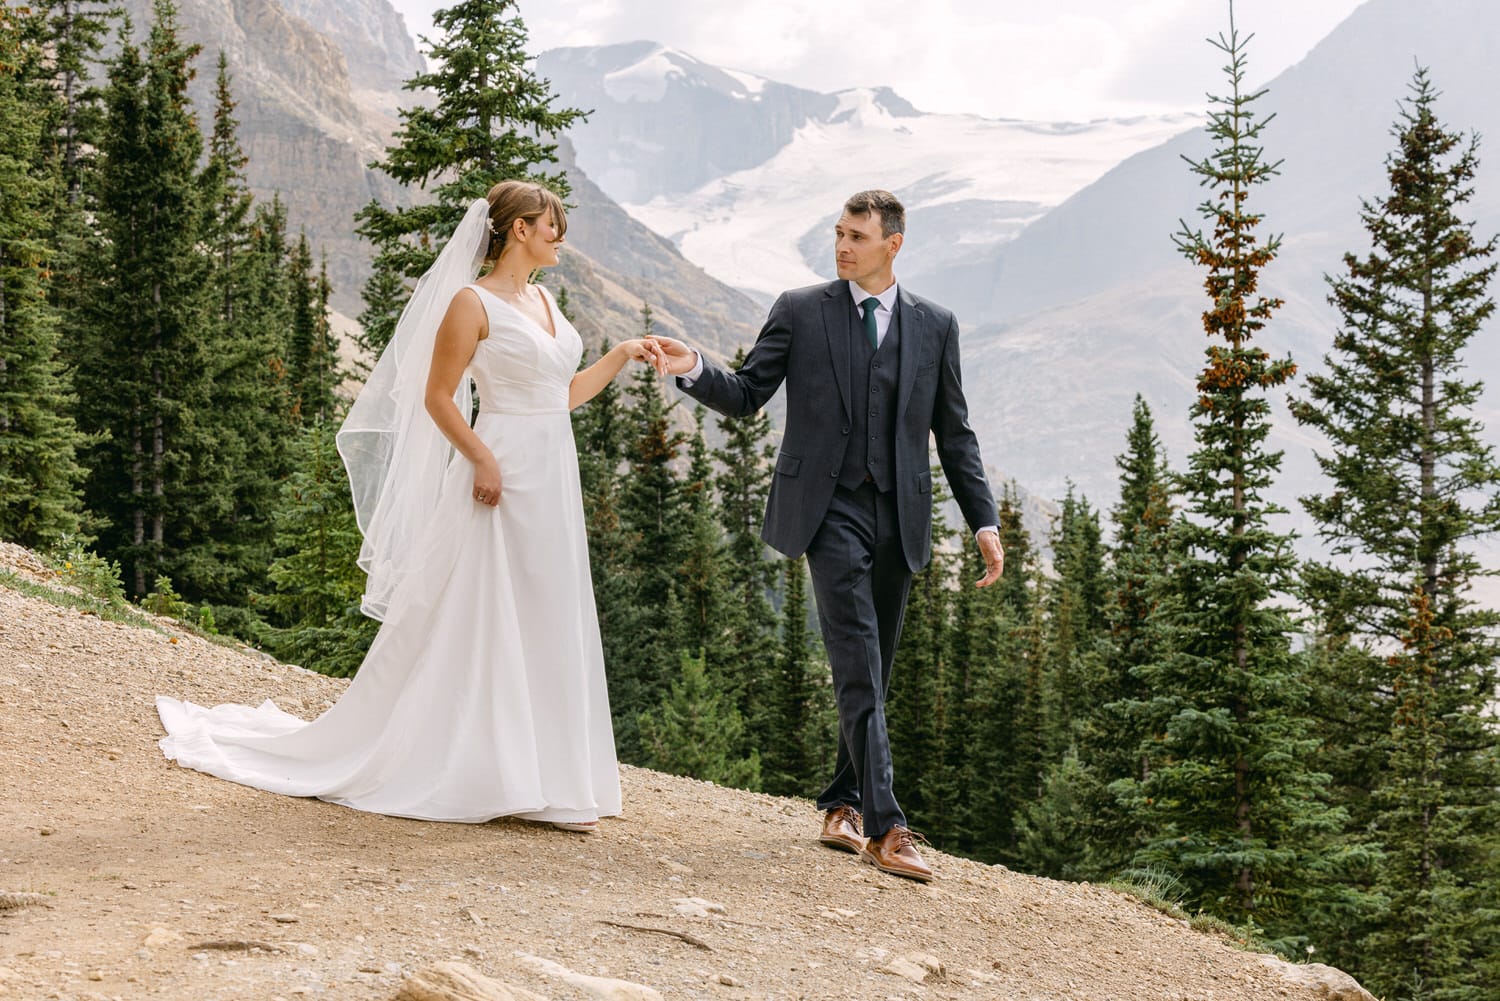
[0,544,1371,1000]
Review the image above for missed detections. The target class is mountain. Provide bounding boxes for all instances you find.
[115,0,418,313]
[956,0,1500,520]
[537,42,1199,304]
[0,540,1379,1001]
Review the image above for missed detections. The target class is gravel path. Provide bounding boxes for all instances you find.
[0,542,1350,1000]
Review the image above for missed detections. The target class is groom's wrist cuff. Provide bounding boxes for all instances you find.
[976,526,999,542]
[678,350,704,387]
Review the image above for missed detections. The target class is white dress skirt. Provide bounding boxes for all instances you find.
[156,284,621,824]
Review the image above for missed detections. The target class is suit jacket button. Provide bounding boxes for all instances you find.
[841,426,850,435]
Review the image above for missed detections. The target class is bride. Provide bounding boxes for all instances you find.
[156,181,663,832]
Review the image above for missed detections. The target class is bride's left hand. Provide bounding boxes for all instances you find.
[620,338,668,376]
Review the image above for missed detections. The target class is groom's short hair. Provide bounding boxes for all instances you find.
[843,190,906,238]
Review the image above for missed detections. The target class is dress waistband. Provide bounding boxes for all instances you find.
[476,406,569,416]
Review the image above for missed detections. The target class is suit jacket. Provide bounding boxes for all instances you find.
[680,279,997,572]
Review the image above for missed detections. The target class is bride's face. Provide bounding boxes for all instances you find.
[515,212,564,268]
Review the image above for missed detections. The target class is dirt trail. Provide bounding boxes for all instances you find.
[0,543,1351,1000]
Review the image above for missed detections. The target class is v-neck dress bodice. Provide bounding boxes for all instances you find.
[468,284,581,415]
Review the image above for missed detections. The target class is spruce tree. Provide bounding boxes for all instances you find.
[638,652,761,791]
[77,1,218,596]
[260,418,376,676]
[888,484,953,838]
[355,0,584,354]
[1086,396,1179,876]
[1130,6,1337,938]
[0,5,89,545]
[762,556,833,797]
[611,310,688,758]
[1290,68,1500,998]
[711,348,780,753]
[196,52,292,603]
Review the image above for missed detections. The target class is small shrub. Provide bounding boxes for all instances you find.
[45,536,127,612]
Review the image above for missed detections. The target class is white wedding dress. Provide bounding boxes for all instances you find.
[156,284,621,825]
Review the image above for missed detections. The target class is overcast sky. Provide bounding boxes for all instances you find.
[388,0,1368,120]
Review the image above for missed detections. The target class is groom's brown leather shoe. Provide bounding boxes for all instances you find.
[861,826,933,882]
[818,805,865,854]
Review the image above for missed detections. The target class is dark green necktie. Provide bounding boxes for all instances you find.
[860,296,880,350]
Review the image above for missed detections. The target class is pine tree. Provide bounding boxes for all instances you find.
[32,0,115,382]
[762,556,834,796]
[195,51,291,603]
[76,1,219,596]
[611,308,688,758]
[934,521,1011,858]
[888,484,953,838]
[638,652,761,791]
[1290,68,1500,998]
[1085,396,1179,876]
[286,232,341,424]
[1043,485,1109,759]
[711,348,780,752]
[1130,5,1337,938]
[260,418,376,676]
[355,0,584,354]
[0,5,89,545]
[677,408,736,686]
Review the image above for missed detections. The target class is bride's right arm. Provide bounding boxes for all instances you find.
[425,289,502,504]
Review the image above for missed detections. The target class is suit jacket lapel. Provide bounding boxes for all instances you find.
[821,282,853,420]
[897,286,924,418]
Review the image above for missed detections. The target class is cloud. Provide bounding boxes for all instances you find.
[388,0,1366,120]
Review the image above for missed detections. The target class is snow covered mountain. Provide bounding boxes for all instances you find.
[951,0,1500,603]
[537,42,1199,303]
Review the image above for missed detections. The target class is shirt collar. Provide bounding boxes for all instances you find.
[848,279,899,313]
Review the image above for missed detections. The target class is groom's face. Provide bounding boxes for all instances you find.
[835,210,902,286]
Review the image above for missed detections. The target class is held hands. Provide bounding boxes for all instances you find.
[473,452,502,507]
[618,338,669,377]
[976,529,1005,588]
[643,335,699,377]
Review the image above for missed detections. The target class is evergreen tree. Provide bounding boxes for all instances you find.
[677,407,736,684]
[711,348,780,752]
[572,337,632,705]
[286,233,340,424]
[1290,68,1500,998]
[1043,485,1109,759]
[888,484,953,837]
[0,5,89,545]
[76,1,218,596]
[638,651,761,791]
[260,418,376,676]
[1129,7,1337,939]
[355,0,584,354]
[196,51,291,603]
[611,308,688,758]
[1086,396,1179,876]
[934,522,1011,858]
[960,484,1047,864]
[762,556,834,796]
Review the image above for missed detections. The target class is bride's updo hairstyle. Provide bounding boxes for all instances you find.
[484,180,567,265]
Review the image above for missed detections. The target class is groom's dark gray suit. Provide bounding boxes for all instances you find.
[679,278,997,839]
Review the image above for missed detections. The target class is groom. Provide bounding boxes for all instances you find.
[652,190,1004,883]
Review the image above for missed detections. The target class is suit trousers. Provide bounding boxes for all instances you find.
[808,480,914,840]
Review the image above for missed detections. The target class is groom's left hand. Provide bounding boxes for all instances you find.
[975,529,1004,588]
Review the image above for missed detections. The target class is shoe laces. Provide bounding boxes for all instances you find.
[890,827,929,851]
[834,805,862,831]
